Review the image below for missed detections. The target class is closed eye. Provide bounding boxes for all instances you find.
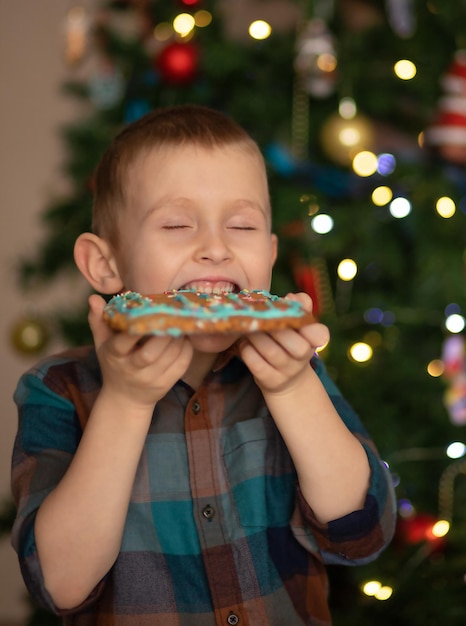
[228,226,257,231]
[162,225,191,229]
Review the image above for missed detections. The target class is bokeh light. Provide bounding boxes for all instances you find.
[446,441,466,459]
[194,10,212,27]
[394,59,417,79]
[173,13,196,37]
[389,197,411,218]
[311,214,334,234]
[377,153,396,175]
[372,186,393,206]
[445,313,466,333]
[432,520,450,538]
[427,359,444,377]
[337,258,358,281]
[349,342,373,363]
[249,20,272,40]
[352,150,378,176]
[436,196,456,218]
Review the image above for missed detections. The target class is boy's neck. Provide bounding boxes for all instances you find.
[182,351,218,390]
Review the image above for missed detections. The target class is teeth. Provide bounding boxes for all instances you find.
[182,281,236,294]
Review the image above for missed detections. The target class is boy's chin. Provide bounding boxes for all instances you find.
[189,332,240,354]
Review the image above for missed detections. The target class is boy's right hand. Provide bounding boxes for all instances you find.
[88,294,193,411]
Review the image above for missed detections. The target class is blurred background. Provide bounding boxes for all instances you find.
[2,1,466,624]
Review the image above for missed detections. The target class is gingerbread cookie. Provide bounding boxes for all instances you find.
[103,290,315,336]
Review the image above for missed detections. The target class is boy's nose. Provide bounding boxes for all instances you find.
[195,227,232,263]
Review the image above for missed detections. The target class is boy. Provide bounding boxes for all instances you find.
[11,105,395,625]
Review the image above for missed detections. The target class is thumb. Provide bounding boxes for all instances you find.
[88,294,113,349]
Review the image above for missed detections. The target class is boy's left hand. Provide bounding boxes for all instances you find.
[238,293,329,394]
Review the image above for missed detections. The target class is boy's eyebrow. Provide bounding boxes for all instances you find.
[141,197,270,219]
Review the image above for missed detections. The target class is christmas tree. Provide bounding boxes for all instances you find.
[9,0,466,623]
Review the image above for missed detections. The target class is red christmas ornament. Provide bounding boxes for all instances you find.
[156,42,198,84]
[179,0,202,6]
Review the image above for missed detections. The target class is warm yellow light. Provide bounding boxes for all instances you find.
[427,359,444,377]
[173,13,195,37]
[337,258,358,281]
[394,59,417,80]
[249,20,272,40]
[339,127,361,147]
[194,10,212,27]
[372,186,393,206]
[349,342,373,363]
[352,151,378,177]
[362,580,382,596]
[153,22,173,41]
[317,53,337,72]
[432,520,450,538]
[436,196,456,218]
[375,586,393,601]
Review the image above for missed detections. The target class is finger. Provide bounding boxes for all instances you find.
[131,335,189,371]
[299,322,330,349]
[246,329,311,364]
[285,291,313,312]
[88,294,113,349]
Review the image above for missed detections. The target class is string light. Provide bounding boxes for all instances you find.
[352,150,378,176]
[173,13,196,37]
[349,342,373,363]
[389,196,411,218]
[375,586,393,601]
[377,153,396,175]
[372,186,393,206]
[337,258,358,281]
[394,59,417,80]
[361,580,393,600]
[446,442,466,459]
[445,313,465,333]
[432,519,450,538]
[249,20,272,40]
[436,196,456,218]
[362,580,382,596]
[311,214,334,234]
[427,359,444,377]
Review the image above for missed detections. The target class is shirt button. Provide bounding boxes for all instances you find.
[227,612,239,625]
[192,401,201,414]
[202,505,215,520]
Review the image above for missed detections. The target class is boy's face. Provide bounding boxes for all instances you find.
[111,143,278,354]
[115,143,277,296]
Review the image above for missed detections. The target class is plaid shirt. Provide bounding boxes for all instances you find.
[11,346,395,625]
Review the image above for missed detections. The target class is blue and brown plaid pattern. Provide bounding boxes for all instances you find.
[11,347,395,625]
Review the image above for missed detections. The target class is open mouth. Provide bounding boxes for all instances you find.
[180,280,240,295]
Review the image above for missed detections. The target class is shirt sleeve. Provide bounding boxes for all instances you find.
[10,360,105,614]
[290,355,397,565]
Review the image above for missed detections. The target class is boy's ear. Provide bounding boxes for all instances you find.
[74,233,124,294]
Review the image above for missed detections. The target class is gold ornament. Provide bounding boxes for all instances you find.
[320,112,375,166]
[10,316,50,355]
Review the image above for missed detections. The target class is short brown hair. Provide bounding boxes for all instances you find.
[92,104,264,247]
